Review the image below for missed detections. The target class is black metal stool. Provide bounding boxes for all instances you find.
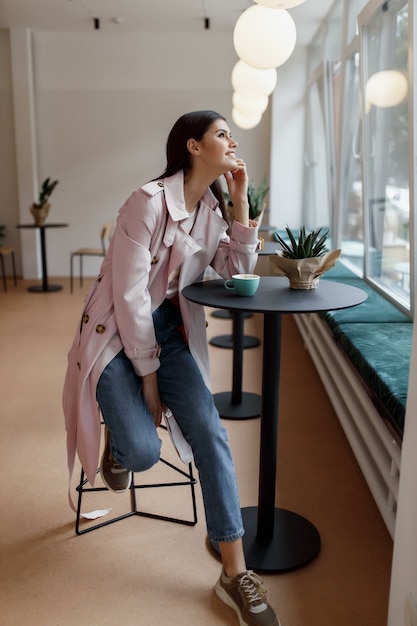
[75,427,198,535]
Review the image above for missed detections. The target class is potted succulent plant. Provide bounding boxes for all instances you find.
[30,177,59,226]
[270,225,341,289]
[224,174,270,224]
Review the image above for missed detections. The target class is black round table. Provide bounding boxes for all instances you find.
[17,223,69,292]
[208,241,282,420]
[183,276,367,571]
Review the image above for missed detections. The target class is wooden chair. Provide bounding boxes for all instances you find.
[70,221,113,292]
[0,247,17,292]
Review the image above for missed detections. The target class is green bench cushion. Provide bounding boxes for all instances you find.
[333,322,412,434]
[324,262,359,280]
[318,262,412,436]
[321,262,410,325]
[323,278,411,326]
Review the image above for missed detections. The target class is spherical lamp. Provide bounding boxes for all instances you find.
[233,92,269,117]
[231,60,277,98]
[366,70,408,108]
[254,0,306,7]
[233,5,296,70]
[232,108,262,130]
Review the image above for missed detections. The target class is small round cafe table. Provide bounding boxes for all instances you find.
[183,276,367,571]
[17,223,69,292]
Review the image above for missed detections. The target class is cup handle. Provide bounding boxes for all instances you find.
[224,279,235,291]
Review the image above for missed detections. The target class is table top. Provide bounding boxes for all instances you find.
[183,277,367,314]
[17,223,69,229]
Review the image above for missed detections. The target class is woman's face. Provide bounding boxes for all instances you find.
[194,119,239,174]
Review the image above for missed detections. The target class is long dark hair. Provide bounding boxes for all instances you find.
[157,110,229,223]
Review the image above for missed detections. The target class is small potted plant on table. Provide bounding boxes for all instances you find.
[270,225,341,289]
[30,177,59,226]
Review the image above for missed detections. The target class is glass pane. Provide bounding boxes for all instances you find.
[303,77,330,230]
[362,0,409,306]
[340,52,365,275]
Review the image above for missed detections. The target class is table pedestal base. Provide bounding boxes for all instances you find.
[241,507,321,572]
[214,392,261,420]
[211,310,252,320]
[210,335,260,349]
[28,284,63,293]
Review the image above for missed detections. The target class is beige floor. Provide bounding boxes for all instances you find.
[0,277,393,626]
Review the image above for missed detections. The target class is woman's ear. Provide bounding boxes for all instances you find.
[187,138,200,155]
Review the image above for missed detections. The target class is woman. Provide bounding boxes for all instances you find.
[63,110,280,626]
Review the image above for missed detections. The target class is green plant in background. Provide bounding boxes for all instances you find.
[34,177,59,208]
[247,175,269,220]
[223,174,270,220]
[274,225,329,259]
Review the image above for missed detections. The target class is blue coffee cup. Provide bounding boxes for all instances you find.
[224,273,260,296]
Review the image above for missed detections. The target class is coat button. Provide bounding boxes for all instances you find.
[157,181,164,187]
[82,314,89,324]
[96,324,106,334]
[151,256,159,264]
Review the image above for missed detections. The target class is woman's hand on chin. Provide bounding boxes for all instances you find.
[224,159,250,226]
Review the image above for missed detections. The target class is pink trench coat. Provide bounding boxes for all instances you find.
[63,170,260,492]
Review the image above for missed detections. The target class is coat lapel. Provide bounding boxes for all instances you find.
[162,172,228,281]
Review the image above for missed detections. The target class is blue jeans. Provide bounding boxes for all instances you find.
[96,298,245,544]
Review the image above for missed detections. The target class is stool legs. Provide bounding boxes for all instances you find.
[75,459,198,535]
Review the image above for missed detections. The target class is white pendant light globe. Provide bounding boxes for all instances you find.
[233,92,269,117]
[366,70,408,108]
[231,60,277,98]
[253,0,306,7]
[233,5,296,70]
[232,108,262,130]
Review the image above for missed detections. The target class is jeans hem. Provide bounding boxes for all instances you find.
[209,529,245,544]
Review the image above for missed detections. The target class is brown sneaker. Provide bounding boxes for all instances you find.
[100,428,132,492]
[215,568,280,626]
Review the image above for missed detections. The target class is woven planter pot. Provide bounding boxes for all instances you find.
[269,249,341,289]
[30,202,50,226]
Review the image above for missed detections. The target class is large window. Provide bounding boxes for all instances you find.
[361,0,410,307]
[302,0,412,313]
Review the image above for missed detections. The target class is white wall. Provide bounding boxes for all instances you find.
[269,45,307,230]
[7,29,271,279]
[0,30,21,272]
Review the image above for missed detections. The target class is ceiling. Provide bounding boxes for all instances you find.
[0,0,336,46]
